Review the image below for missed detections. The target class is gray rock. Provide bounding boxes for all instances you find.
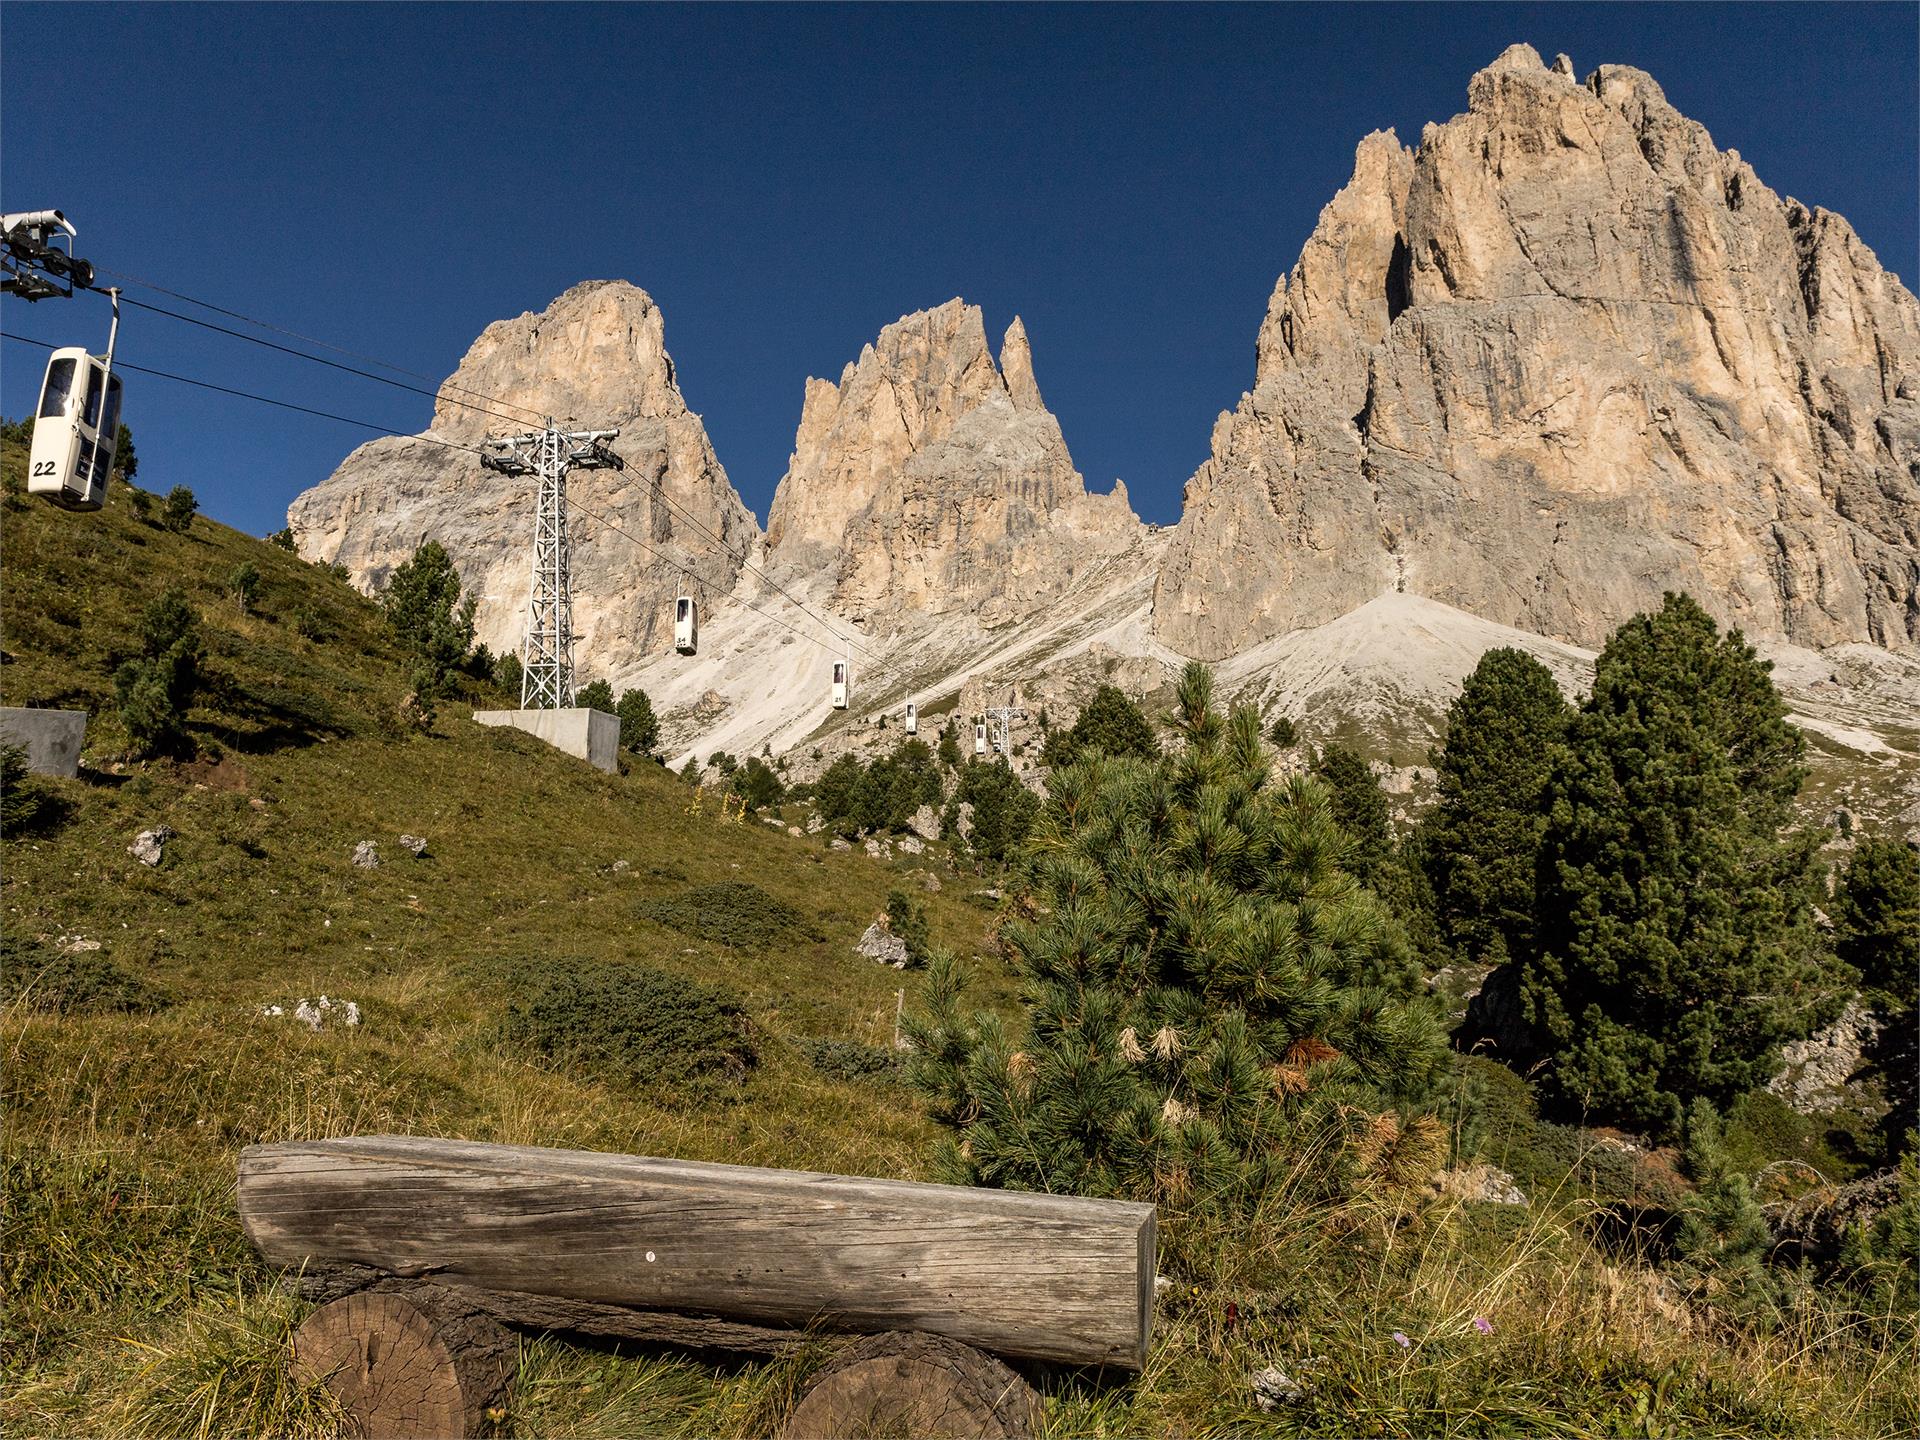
[398,834,429,857]
[1766,1168,1903,1265]
[1251,1366,1312,1410]
[908,804,943,841]
[828,837,853,853]
[855,919,910,969]
[805,813,825,835]
[351,840,381,869]
[896,835,925,855]
[1432,1161,1529,1207]
[128,826,175,867]
[1767,998,1881,1114]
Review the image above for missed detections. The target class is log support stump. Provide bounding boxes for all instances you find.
[291,1287,514,1438]
[781,1331,1042,1440]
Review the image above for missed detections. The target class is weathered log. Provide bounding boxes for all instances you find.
[292,1261,808,1356]
[781,1331,1042,1440]
[240,1136,1155,1369]
[290,1288,512,1438]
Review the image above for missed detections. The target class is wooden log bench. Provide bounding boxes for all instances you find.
[238,1136,1156,1438]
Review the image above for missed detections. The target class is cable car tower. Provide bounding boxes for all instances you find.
[480,423,623,709]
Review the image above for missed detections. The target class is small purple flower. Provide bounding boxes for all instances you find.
[1471,1316,1494,1336]
[1391,1331,1410,1349]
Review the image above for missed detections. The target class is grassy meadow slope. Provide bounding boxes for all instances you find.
[2,437,1914,1438]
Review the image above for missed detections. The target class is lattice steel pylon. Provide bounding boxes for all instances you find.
[480,423,623,709]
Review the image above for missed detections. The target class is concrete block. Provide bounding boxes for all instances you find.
[473,708,619,773]
[0,707,87,777]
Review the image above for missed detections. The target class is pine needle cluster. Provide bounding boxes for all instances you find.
[905,662,1446,1212]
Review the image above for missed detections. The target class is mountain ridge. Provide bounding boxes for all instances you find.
[286,44,1920,796]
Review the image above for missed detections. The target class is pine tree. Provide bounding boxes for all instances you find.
[575,679,615,712]
[495,652,523,699]
[906,662,1446,1211]
[938,723,962,770]
[1521,594,1835,1136]
[1834,836,1920,1155]
[953,759,1038,865]
[114,587,201,758]
[1311,745,1392,885]
[1673,1099,1777,1311]
[383,540,476,704]
[615,689,659,754]
[1040,685,1158,767]
[1419,648,1570,966]
[160,485,197,532]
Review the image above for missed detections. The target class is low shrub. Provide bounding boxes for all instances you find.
[0,938,170,1014]
[503,958,756,1087]
[796,1037,905,1085]
[636,882,820,949]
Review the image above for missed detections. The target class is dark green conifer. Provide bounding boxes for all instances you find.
[1522,594,1835,1135]
[1835,836,1920,1155]
[1420,648,1570,966]
[1040,685,1157,767]
[1311,744,1392,885]
[906,662,1445,1210]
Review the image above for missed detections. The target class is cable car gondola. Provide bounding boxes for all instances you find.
[832,659,850,710]
[29,290,123,512]
[904,701,917,735]
[974,721,988,757]
[674,594,698,655]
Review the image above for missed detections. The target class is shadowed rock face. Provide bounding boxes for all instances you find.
[764,299,1144,626]
[287,281,758,676]
[1153,44,1920,660]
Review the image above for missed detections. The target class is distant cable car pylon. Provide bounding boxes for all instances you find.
[480,423,623,709]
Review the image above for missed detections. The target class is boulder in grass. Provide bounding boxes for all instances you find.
[129,826,176,867]
[352,841,381,869]
[398,835,429,858]
[856,919,910,969]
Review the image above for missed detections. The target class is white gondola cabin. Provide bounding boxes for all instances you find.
[831,661,850,710]
[974,721,988,757]
[904,702,917,735]
[673,595,698,655]
[29,347,120,511]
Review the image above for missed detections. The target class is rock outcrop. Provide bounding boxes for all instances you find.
[765,300,1144,626]
[1154,44,1920,659]
[288,281,758,675]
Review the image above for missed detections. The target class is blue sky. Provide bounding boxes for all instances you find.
[4,3,1914,537]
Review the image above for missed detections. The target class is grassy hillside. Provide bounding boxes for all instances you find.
[3,444,1914,1438]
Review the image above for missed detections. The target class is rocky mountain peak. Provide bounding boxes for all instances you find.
[1154,44,1920,660]
[288,282,757,675]
[1000,316,1046,412]
[427,280,688,442]
[765,300,1144,625]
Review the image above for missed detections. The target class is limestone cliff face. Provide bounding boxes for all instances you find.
[1154,45,1920,659]
[765,300,1144,625]
[287,281,758,676]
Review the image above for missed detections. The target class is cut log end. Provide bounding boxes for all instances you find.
[781,1331,1042,1440]
[291,1290,513,1439]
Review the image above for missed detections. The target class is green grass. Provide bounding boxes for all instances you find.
[3,441,1913,1437]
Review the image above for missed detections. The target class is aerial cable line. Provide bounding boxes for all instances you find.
[86,272,907,682]
[104,291,549,432]
[90,265,550,425]
[0,330,895,678]
[1,331,486,443]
